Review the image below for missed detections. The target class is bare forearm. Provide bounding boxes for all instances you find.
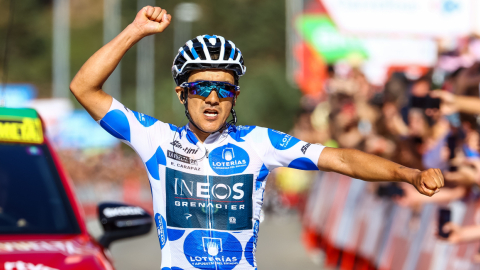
[71,24,141,95]
[70,6,171,120]
[456,96,480,115]
[318,147,443,196]
[458,225,480,243]
[70,24,143,120]
[318,148,418,184]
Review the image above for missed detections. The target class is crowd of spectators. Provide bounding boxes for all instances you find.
[296,37,480,266]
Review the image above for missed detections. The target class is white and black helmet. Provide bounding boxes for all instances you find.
[172,34,246,86]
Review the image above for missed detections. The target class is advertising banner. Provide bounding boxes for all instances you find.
[322,0,472,37]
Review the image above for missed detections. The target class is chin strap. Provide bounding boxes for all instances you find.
[182,89,237,134]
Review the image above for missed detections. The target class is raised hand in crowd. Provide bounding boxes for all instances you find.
[443,160,480,186]
[396,184,466,208]
[442,223,480,245]
[431,90,480,115]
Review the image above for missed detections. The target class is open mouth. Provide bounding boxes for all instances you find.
[203,109,219,118]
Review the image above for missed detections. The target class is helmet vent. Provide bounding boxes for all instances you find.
[224,42,233,60]
[182,45,195,60]
[233,49,239,60]
[209,46,221,60]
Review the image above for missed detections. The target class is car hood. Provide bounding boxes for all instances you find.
[0,236,113,270]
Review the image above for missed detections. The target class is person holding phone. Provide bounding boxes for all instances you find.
[431,90,480,115]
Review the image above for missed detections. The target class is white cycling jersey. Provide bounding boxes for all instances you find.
[98,98,325,270]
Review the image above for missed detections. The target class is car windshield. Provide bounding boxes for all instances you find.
[0,143,80,234]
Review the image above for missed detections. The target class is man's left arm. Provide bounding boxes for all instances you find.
[318,147,444,196]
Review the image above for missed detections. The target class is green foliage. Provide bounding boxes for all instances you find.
[0,0,302,132]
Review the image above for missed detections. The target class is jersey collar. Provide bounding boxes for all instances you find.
[180,123,232,146]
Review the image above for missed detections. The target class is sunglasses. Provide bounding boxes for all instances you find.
[180,81,240,99]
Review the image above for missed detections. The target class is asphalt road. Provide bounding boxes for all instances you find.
[88,212,322,270]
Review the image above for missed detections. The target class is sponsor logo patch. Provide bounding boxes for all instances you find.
[171,140,199,154]
[167,150,198,165]
[209,144,250,175]
[301,143,311,154]
[267,129,300,150]
[154,213,168,249]
[166,168,253,230]
[183,230,242,270]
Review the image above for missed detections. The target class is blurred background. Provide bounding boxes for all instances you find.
[4,0,480,269]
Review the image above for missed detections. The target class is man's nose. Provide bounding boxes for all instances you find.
[205,89,220,104]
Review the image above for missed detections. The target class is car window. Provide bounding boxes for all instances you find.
[0,143,80,234]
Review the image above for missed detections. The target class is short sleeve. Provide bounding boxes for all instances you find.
[96,98,173,162]
[262,129,324,171]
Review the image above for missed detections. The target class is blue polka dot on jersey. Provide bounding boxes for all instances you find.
[229,125,256,142]
[132,111,158,127]
[288,157,318,171]
[146,146,167,180]
[100,109,131,142]
[267,129,299,150]
[167,229,185,242]
[169,123,178,132]
[255,164,269,191]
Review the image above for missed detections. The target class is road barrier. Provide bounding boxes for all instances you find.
[302,172,480,270]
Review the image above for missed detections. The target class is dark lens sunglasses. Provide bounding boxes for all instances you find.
[180,81,240,99]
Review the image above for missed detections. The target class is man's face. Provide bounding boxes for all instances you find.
[175,70,240,133]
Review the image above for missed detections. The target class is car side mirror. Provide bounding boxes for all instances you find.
[98,202,152,249]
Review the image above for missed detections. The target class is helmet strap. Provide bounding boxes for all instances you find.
[182,89,236,135]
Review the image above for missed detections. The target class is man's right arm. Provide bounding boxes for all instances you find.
[70,6,171,121]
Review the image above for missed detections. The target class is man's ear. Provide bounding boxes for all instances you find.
[175,86,185,104]
[233,90,240,106]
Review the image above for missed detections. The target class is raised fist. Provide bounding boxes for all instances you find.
[132,6,171,37]
[410,168,444,197]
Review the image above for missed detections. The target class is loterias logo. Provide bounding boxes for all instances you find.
[183,230,242,270]
[166,168,253,231]
[209,144,250,175]
[154,213,167,249]
[268,129,300,150]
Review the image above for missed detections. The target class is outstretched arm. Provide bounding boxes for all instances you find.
[70,6,171,120]
[318,147,444,197]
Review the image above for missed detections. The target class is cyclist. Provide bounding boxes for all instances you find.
[70,6,444,270]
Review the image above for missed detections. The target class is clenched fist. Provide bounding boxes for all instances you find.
[132,6,172,37]
[410,168,444,196]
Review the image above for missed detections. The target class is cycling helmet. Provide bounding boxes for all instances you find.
[172,34,246,86]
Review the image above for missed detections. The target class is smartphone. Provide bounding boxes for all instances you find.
[410,96,441,109]
[438,208,452,238]
[376,183,405,198]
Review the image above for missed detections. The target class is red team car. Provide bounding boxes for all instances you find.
[0,107,152,270]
